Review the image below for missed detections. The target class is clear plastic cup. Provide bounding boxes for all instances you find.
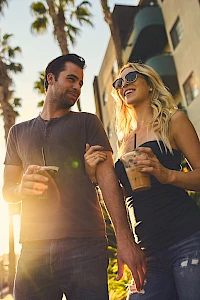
[121,151,151,192]
[35,166,59,199]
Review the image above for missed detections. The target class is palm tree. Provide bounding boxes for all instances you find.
[100,0,123,69]
[30,0,93,110]
[0,33,22,140]
[0,31,22,294]
[34,71,45,107]
[30,0,93,54]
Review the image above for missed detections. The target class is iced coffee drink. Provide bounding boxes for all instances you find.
[121,151,151,192]
[36,166,59,199]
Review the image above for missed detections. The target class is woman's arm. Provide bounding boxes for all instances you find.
[137,110,200,191]
[169,110,200,191]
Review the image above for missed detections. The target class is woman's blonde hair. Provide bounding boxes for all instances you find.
[112,62,178,154]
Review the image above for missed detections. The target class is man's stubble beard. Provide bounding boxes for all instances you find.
[52,90,77,110]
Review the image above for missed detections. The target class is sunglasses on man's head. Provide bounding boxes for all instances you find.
[112,71,142,90]
[68,53,85,63]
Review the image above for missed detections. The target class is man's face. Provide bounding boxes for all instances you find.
[51,61,84,109]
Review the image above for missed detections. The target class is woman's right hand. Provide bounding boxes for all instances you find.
[84,143,107,183]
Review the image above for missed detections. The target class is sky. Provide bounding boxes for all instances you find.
[0,0,139,255]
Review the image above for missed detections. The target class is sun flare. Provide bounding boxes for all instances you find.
[0,199,21,256]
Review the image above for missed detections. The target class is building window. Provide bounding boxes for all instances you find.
[170,17,183,49]
[183,72,199,106]
[103,90,108,105]
[107,123,112,139]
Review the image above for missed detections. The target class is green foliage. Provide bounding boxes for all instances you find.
[37,100,44,107]
[31,1,47,15]
[31,17,49,34]
[33,71,45,107]
[188,191,200,207]
[13,97,21,107]
[30,0,93,42]
[31,0,93,110]
[0,32,22,108]
[71,1,93,26]
[8,62,22,73]
[0,33,22,72]
[108,256,132,300]
[181,156,200,207]
[34,71,45,94]
[65,22,80,45]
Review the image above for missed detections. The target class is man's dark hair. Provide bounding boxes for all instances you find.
[44,53,86,91]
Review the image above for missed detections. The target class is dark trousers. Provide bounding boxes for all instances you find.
[14,237,109,300]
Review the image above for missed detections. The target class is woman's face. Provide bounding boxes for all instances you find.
[118,67,151,106]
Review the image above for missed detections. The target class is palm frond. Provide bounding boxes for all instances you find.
[30,1,47,16]
[65,23,80,45]
[13,97,22,107]
[71,7,93,26]
[8,62,23,73]
[2,33,13,46]
[34,71,45,95]
[8,46,21,58]
[70,2,93,27]
[31,17,48,34]
[37,100,44,107]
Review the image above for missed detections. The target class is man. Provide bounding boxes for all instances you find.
[2,54,146,300]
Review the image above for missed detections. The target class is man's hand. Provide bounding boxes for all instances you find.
[116,237,146,291]
[19,165,49,197]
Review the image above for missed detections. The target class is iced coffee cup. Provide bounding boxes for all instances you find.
[35,166,59,200]
[121,151,151,192]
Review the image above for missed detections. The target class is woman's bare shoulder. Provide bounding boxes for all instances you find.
[170,109,189,126]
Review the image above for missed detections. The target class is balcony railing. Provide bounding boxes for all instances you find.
[145,54,179,95]
[123,6,167,62]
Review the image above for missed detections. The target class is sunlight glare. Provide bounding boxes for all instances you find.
[0,200,9,255]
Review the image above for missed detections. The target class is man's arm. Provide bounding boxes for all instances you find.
[3,165,24,203]
[96,151,146,291]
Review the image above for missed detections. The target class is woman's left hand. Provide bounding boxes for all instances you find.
[84,143,107,183]
[134,147,172,184]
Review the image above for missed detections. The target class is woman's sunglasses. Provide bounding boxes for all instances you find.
[112,71,142,90]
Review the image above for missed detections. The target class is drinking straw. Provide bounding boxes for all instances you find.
[134,133,137,150]
[41,147,46,166]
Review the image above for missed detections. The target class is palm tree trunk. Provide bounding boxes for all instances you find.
[100,0,123,68]
[0,86,17,141]
[46,0,69,54]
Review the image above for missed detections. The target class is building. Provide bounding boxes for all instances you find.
[93,0,200,159]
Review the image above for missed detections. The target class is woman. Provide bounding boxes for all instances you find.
[84,62,200,300]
